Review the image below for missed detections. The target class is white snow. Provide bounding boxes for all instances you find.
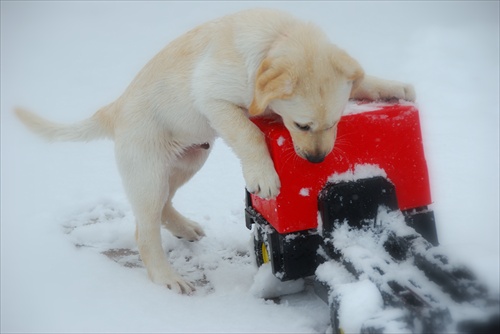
[343,100,416,116]
[328,164,388,183]
[336,280,384,334]
[277,136,286,147]
[316,207,498,332]
[299,188,311,197]
[250,263,306,299]
[1,1,499,333]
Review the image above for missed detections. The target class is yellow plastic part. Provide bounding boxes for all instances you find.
[261,243,270,264]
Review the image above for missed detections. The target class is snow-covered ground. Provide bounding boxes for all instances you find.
[1,1,498,332]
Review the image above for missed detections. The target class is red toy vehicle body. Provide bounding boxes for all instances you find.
[250,102,431,234]
[245,102,439,281]
[245,102,498,334]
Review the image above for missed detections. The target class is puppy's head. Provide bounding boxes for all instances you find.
[250,31,364,163]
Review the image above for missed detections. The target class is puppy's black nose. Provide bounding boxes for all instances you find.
[306,153,326,164]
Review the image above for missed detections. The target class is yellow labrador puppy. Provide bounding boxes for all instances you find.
[15,9,415,294]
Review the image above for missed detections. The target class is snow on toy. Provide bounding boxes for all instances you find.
[245,102,499,333]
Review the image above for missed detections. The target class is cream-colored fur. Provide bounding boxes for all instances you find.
[14,8,415,294]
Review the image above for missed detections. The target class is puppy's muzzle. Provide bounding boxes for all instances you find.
[305,153,326,164]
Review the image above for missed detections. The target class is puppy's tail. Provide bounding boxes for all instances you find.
[14,104,115,142]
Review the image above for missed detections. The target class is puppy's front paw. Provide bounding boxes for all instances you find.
[382,82,416,102]
[244,162,281,199]
[354,77,416,102]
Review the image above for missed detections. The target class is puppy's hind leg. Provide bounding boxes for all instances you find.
[162,144,212,241]
[162,201,205,241]
[115,137,194,294]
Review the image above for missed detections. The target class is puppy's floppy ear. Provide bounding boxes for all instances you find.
[249,58,296,116]
[330,48,365,89]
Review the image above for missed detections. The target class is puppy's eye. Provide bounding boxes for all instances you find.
[294,122,311,131]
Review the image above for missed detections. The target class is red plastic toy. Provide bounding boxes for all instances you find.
[250,102,431,234]
[245,102,498,334]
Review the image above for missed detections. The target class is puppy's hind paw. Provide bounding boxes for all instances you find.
[165,219,205,242]
[167,279,195,295]
[152,270,195,295]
